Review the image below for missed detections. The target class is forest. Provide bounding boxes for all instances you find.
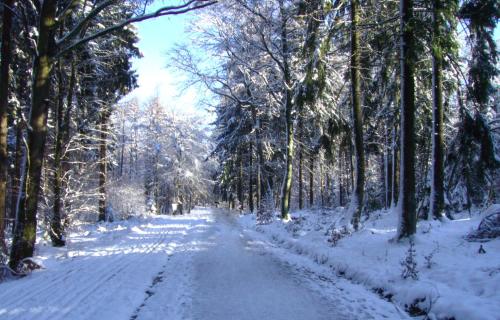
[0,0,498,319]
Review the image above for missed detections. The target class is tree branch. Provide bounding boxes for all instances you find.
[57,0,217,57]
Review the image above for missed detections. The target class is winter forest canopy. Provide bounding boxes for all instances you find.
[0,0,499,309]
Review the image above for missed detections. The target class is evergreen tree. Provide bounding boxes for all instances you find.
[396,0,418,239]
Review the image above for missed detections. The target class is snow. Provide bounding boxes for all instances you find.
[238,207,500,320]
[0,212,212,320]
[2,206,497,320]
[1,208,414,320]
[187,212,407,320]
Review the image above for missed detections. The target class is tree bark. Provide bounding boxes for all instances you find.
[320,158,325,207]
[119,116,125,177]
[430,0,445,220]
[391,121,399,207]
[309,152,314,207]
[256,118,263,208]
[10,0,58,269]
[50,57,66,246]
[237,149,243,211]
[349,0,365,230]
[385,124,393,209]
[248,142,254,212]
[10,117,23,228]
[338,143,344,206]
[98,108,110,222]
[280,0,293,220]
[397,0,417,239]
[298,142,304,210]
[251,103,264,208]
[50,56,76,245]
[0,0,16,254]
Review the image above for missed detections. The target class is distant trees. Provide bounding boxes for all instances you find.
[180,0,498,239]
[113,97,215,216]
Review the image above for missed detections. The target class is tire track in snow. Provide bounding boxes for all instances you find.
[0,227,140,307]
[0,222,171,319]
[52,228,171,320]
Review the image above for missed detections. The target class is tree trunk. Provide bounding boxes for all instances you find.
[10,0,58,269]
[252,104,264,208]
[0,0,16,254]
[50,58,66,246]
[119,119,125,177]
[237,149,244,211]
[348,139,354,198]
[320,158,325,207]
[385,124,393,209]
[248,142,254,212]
[298,143,303,210]
[397,0,417,239]
[98,109,109,222]
[430,0,445,220]
[280,0,293,220]
[256,118,263,208]
[391,122,399,207]
[309,152,314,207]
[338,143,344,206]
[349,0,365,230]
[50,56,76,245]
[10,117,22,228]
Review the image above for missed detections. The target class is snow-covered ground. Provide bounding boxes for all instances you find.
[239,206,500,320]
[0,211,210,320]
[0,208,411,320]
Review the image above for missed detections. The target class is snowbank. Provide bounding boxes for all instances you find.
[238,207,500,320]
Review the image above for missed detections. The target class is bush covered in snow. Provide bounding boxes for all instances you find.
[257,189,275,225]
[466,206,500,241]
[108,180,147,220]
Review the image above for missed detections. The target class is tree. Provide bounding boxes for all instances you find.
[0,0,16,254]
[349,0,365,230]
[429,0,458,220]
[279,0,294,221]
[396,0,417,239]
[459,0,499,112]
[9,0,216,271]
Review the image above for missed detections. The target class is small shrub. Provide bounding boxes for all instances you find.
[327,225,351,246]
[424,242,440,269]
[257,188,275,225]
[401,240,419,280]
[285,216,306,237]
[0,251,8,282]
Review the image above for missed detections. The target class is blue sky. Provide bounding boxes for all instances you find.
[126,1,205,117]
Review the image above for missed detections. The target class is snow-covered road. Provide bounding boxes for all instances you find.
[0,208,407,319]
[190,211,339,320]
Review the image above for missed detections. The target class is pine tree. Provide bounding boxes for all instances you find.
[349,0,365,230]
[429,0,458,220]
[0,0,16,254]
[397,0,418,239]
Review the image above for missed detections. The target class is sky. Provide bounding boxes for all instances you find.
[125,1,207,119]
